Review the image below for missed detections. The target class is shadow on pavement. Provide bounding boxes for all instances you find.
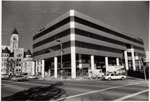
[2,82,66,101]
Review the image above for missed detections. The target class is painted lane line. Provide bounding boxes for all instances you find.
[114,89,149,101]
[57,81,144,100]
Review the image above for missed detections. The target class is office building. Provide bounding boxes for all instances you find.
[33,10,145,78]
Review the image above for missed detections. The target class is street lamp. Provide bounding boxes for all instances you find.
[141,58,147,81]
[56,39,63,79]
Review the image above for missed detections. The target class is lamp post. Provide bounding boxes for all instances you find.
[56,40,63,80]
[142,58,147,81]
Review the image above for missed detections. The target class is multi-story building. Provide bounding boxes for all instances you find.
[33,10,145,79]
[2,47,11,75]
[2,29,35,76]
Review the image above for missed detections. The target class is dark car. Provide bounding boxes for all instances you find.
[11,75,28,81]
[27,75,39,80]
[2,74,10,80]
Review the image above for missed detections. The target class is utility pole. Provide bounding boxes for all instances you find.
[143,63,147,81]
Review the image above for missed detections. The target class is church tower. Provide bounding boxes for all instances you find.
[10,28,19,52]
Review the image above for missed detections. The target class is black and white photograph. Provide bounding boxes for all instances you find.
[1,0,149,101]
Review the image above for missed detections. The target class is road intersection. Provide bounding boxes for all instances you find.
[1,78,149,101]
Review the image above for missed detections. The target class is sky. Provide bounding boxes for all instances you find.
[2,1,149,52]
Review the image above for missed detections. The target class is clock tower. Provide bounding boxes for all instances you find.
[10,28,19,52]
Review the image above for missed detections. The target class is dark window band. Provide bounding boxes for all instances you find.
[74,16,143,45]
[33,29,70,48]
[33,41,71,57]
[75,28,144,51]
[75,41,123,54]
[133,45,145,51]
[137,53,145,57]
[75,28,125,47]
[33,17,70,40]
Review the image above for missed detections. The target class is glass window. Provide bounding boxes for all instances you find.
[33,29,70,48]
[33,17,70,40]
[75,28,125,46]
[33,41,71,57]
[111,74,114,76]
[75,41,122,54]
[74,16,143,45]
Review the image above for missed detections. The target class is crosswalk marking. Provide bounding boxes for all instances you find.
[57,81,145,100]
[114,89,148,101]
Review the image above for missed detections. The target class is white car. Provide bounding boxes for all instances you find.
[104,73,127,80]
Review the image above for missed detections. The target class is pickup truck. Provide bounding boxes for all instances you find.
[88,69,104,79]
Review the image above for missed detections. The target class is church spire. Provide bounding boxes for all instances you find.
[12,28,19,34]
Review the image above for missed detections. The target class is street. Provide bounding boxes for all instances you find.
[1,78,149,101]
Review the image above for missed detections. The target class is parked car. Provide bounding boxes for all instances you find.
[11,75,28,81]
[27,75,39,79]
[103,73,127,80]
[2,74,10,80]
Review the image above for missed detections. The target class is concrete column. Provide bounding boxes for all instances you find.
[91,55,95,70]
[70,10,76,79]
[79,54,82,69]
[35,61,37,75]
[71,47,76,78]
[124,51,129,70]
[32,62,35,75]
[48,68,51,77]
[138,60,141,70]
[131,49,136,71]
[41,60,45,78]
[54,57,58,78]
[105,57,108,72]
[116,58,119,66]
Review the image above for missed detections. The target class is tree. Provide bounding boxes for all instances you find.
[6,58,16,77]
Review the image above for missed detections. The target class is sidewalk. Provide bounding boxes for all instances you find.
[38,76,148,82]
[127,76,148,81]
[38,77,100,81]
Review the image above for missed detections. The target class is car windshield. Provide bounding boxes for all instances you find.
[105,74,110,76]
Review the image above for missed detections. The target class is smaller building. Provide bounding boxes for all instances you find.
[21,50,35,75]
[1,28,35,76]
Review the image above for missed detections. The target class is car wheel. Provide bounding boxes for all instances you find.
[121,77,125,80]
[108,77,111,81]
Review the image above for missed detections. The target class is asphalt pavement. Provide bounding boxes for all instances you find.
[1,78,149,101]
